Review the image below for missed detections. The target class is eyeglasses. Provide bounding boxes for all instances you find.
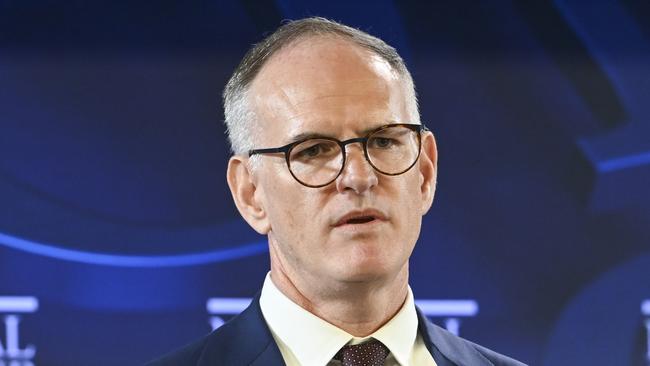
[248,123,426,188]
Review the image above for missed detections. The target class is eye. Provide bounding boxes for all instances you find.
[369,136,397,149]
[300,144,324,157]
[292,140,338,160]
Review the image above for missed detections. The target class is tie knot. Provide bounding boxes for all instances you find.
[334,339,389,366]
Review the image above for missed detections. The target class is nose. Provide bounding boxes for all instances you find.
[335,144,378,194]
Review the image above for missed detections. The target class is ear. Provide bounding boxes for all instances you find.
[418,131,438,214]
[226,156,271,234]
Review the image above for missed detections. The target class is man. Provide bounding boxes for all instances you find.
[147,17,526,366]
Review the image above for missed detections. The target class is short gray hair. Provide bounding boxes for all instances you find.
[222,16,420,156]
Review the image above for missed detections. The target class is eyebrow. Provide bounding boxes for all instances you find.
[286,131,335,144]
[286,122,395,144]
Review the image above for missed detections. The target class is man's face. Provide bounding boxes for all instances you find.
[243,37,436,287]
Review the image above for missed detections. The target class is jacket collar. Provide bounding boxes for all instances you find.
[416,307,493,366]
[197,292,285,366]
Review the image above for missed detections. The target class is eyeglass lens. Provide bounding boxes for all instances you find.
[288,125,420,187]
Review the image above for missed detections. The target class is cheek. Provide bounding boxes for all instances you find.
[264,179,320,244]
[392,173,425,230]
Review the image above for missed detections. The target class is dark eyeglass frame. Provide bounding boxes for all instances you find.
[248,123,427,188]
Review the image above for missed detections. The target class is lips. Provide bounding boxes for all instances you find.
[333,209,388,227]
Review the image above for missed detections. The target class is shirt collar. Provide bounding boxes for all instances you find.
[259,272,419,366]
[371,286,419,366]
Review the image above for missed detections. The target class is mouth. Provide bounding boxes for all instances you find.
[333,209,387,227]
[345,216,376,224]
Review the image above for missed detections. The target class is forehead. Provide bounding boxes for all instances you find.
[249,36,410,142]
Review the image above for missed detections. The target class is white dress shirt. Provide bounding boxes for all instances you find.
[259,273,437,366]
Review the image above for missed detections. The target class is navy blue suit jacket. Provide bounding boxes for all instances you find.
[146,294,526,366]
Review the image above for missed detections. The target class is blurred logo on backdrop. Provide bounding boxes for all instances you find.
[0,297,37,366]
[205,297,479,336]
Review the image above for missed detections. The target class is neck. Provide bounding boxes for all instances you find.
[269,245,409,337]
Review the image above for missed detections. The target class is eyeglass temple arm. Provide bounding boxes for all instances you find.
[248,145,290,157]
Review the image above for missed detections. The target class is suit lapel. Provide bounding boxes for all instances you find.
[417,308,493,366]
[198,293,285,366]
[249,341,286,366]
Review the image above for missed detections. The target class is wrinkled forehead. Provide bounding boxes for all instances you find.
[248,36,409,141]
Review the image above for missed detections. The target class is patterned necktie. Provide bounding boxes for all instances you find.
[334,339,390,366]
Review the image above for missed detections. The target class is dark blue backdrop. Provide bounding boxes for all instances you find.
[1,1,649,365]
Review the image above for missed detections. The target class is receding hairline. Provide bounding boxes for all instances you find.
[224,18,413,102]
[222,17,419,156]
[250,34,404,90]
